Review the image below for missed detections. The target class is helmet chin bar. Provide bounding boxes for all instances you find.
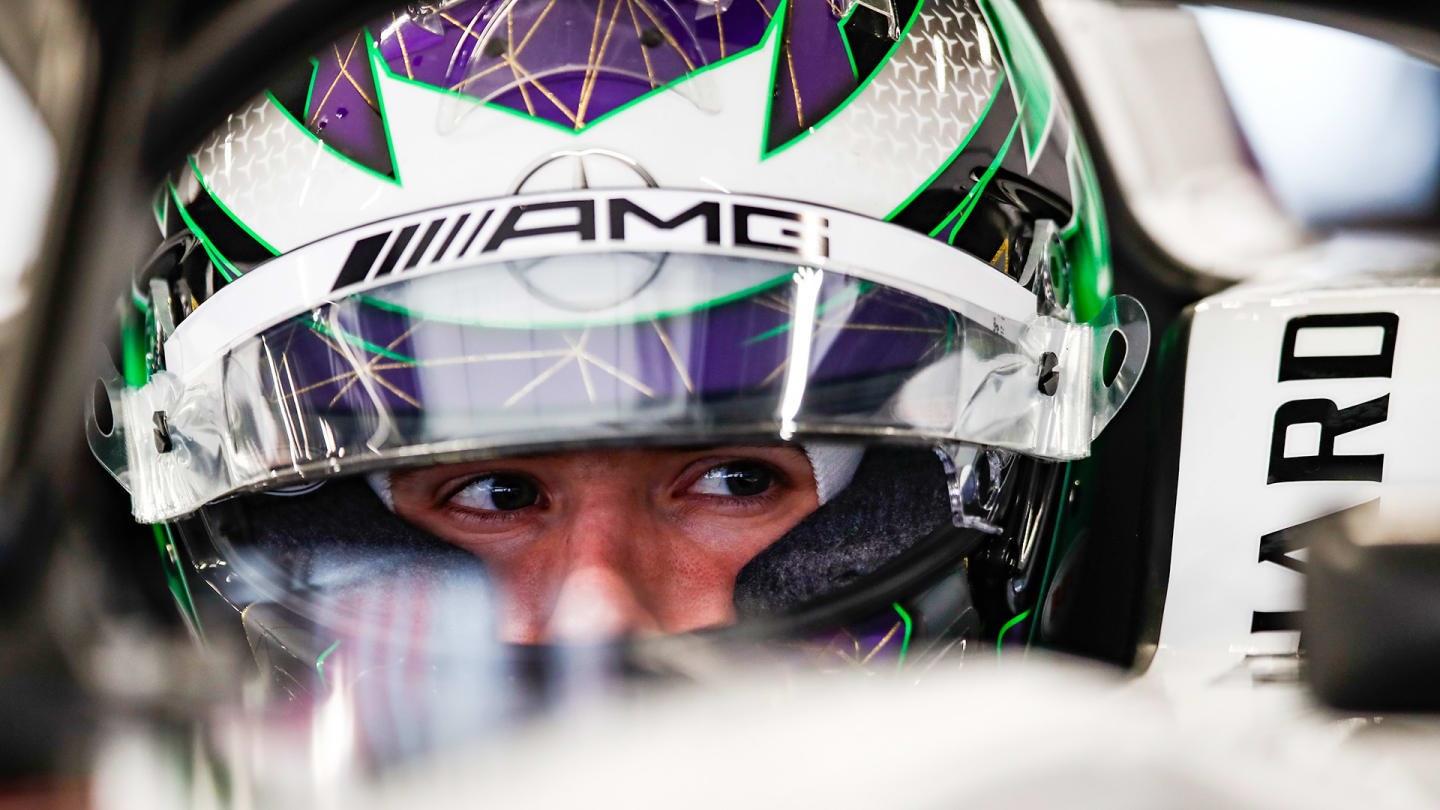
[153,415,1073,741]
[222,517,1004,720]
[151,446,1061,765]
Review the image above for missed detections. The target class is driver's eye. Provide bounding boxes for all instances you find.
[450,474,540,511]
[689,461,776,497]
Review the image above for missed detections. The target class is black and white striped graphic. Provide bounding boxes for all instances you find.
[327,193,832,294]
[333,215,467,291]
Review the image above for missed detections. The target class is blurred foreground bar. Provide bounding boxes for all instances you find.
[1306,497,1440,711]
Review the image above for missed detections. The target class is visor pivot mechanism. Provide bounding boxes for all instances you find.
[1037,352,1059,397]
[404,2,463,34]
[936,443,1014,536]
[153,411,173,454]
[1019,220,1072,317]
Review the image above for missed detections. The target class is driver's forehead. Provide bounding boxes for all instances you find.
[392,445,812,475]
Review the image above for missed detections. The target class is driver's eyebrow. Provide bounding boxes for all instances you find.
[384,456,549,484]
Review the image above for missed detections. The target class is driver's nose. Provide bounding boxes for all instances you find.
[544,565,657,642]
[538,489,661,643]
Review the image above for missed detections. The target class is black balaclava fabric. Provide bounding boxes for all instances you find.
[733,447,953,616]
[225,477,479,594]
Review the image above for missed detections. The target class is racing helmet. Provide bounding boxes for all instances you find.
[87,0,1148,698]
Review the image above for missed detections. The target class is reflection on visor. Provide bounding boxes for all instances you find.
[91,252,1146,521]
[268,258,945,423]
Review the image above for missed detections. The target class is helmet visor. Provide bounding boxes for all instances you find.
[92,201,1146,523]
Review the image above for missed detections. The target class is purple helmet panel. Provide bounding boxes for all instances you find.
[298,0,899,172]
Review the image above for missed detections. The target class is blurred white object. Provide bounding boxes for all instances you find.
[1045,0,1440,282]
[0,57,56,324]
[1045,0,1310,281]
[1194,7,1440,226]
[88,654,1440,809]
[352,658,1440,810]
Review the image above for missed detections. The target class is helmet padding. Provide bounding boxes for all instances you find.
[733,448,952,617]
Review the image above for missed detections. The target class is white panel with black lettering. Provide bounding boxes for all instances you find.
[1152,277,1440,687]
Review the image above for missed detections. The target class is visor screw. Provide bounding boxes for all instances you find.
[1038,352,1060,396]
[483,35,508,58]
[153,411,173,454]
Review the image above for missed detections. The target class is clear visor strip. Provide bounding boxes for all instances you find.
[89,191,1149,522]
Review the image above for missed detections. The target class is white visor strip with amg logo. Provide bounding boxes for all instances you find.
[161,189,1038,378]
